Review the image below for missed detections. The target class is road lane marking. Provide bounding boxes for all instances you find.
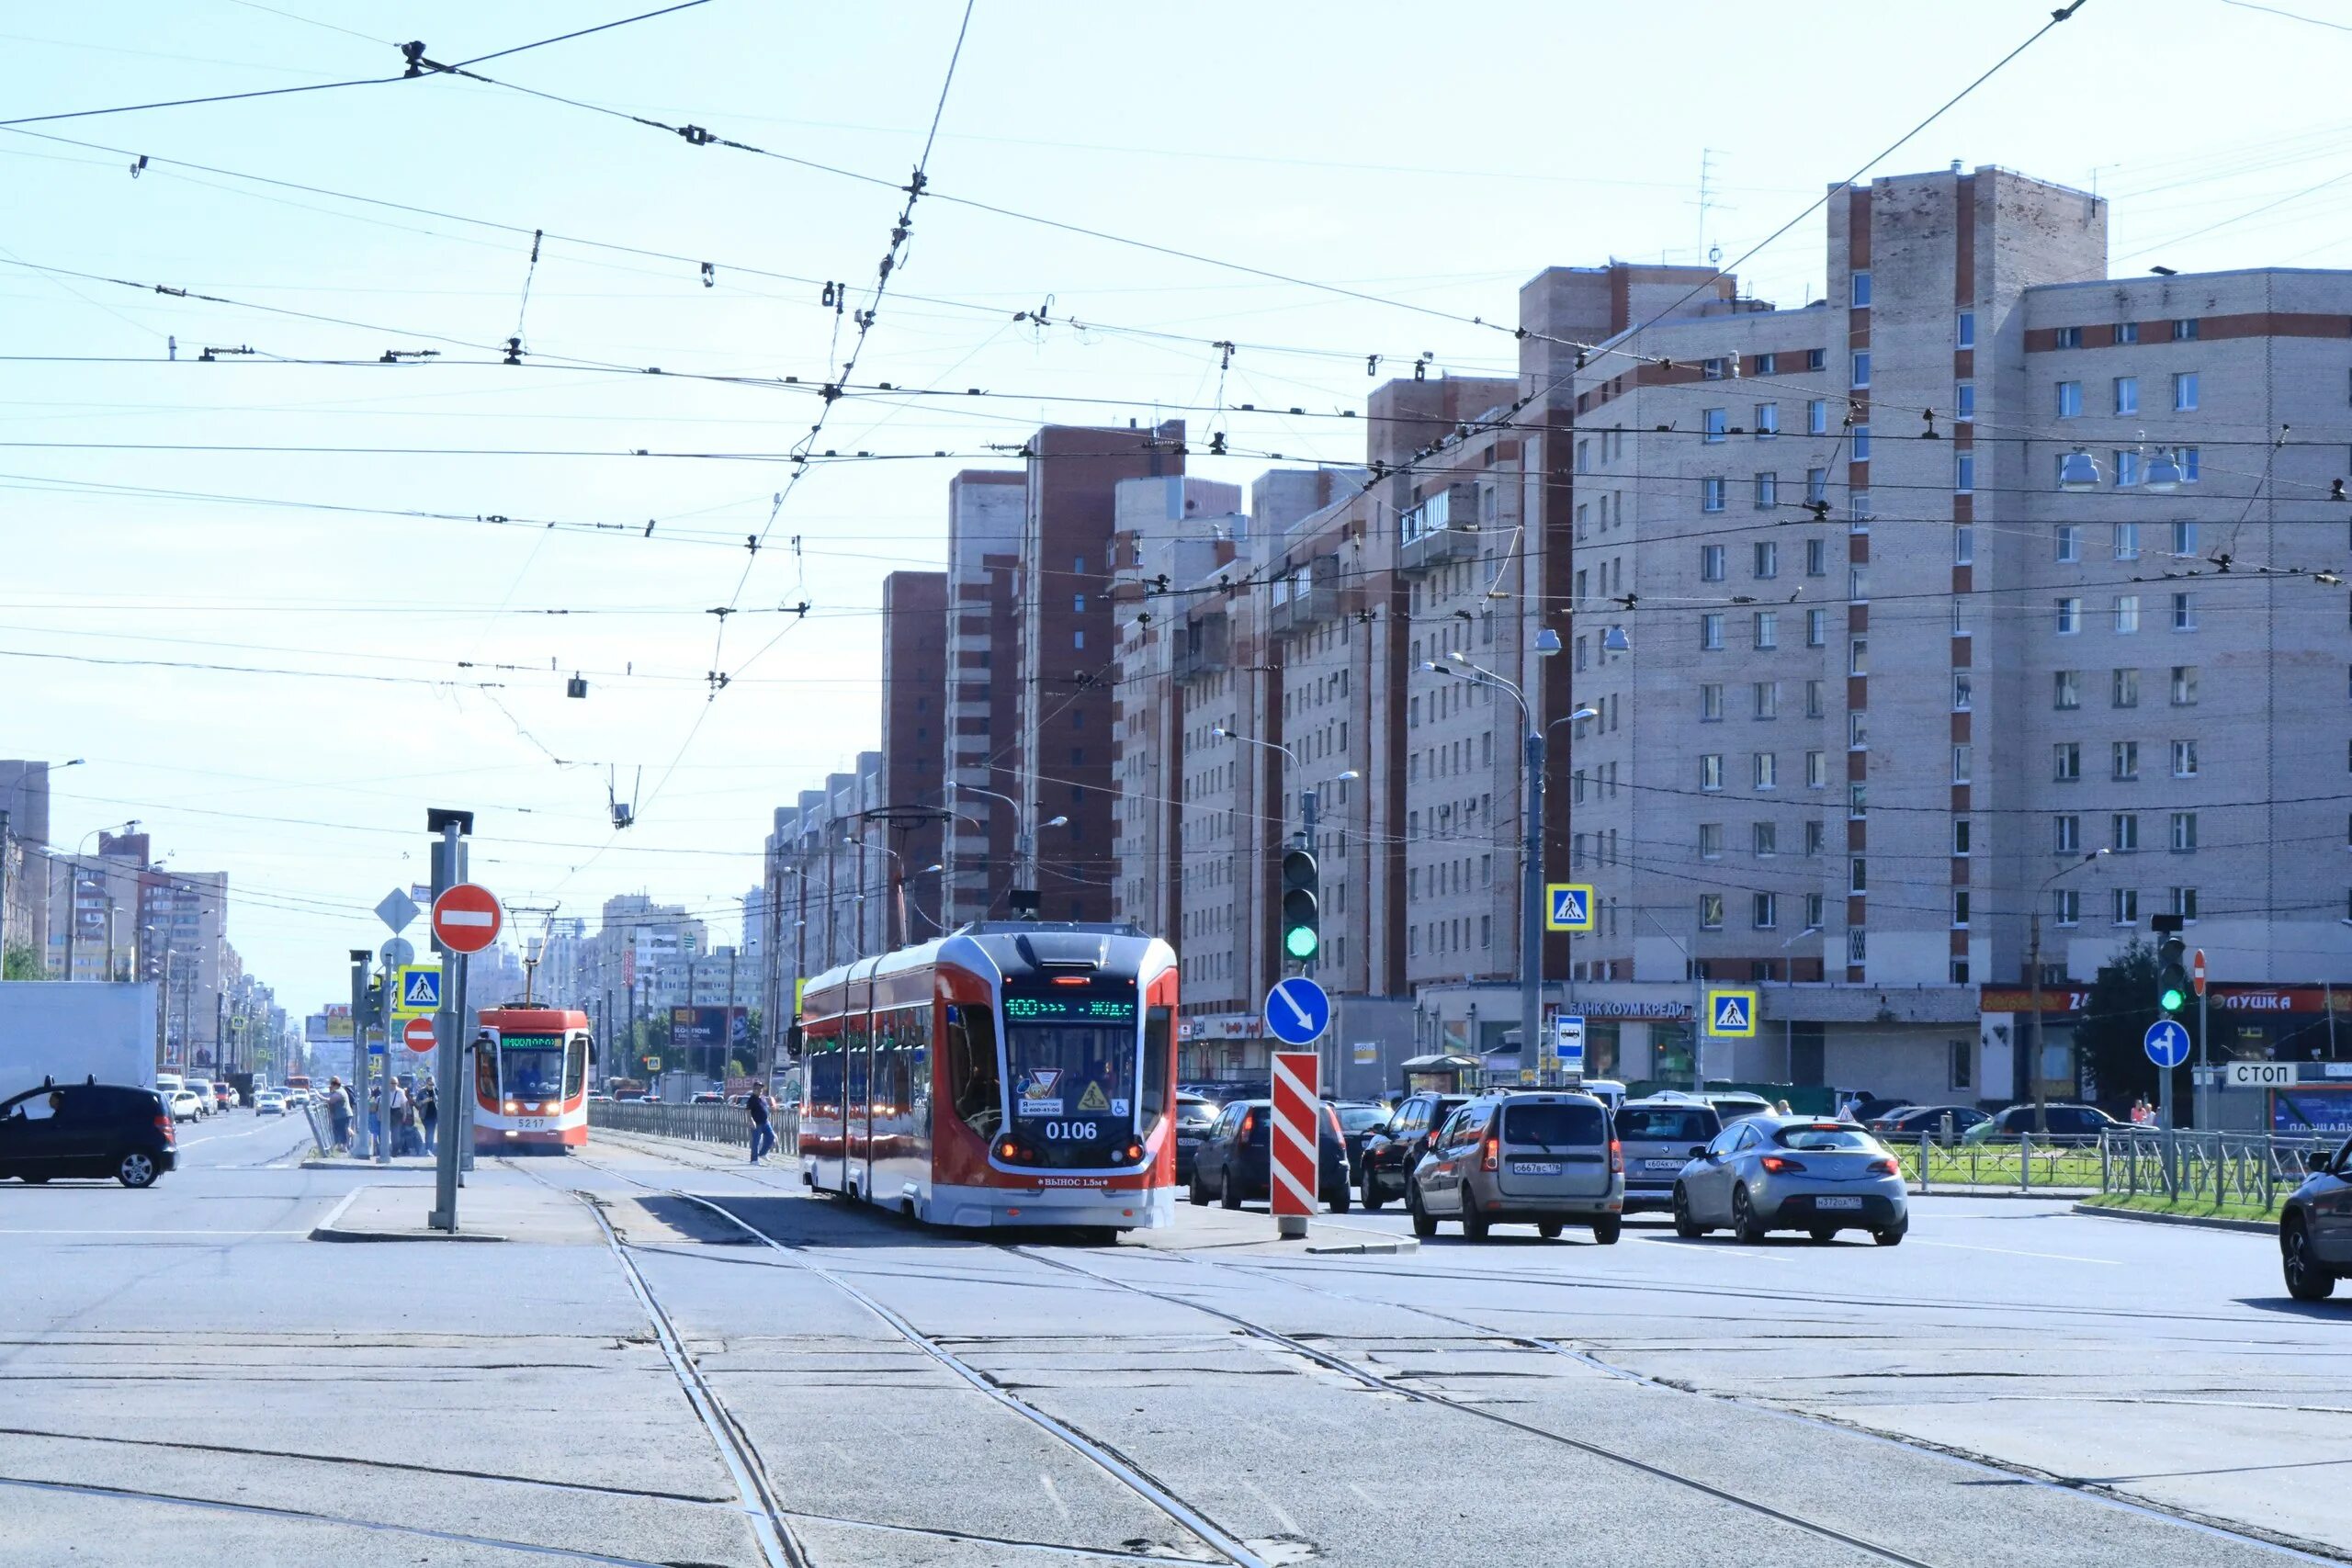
[1912,1239,2122,1266]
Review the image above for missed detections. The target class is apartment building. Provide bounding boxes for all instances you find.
[939,469,1025,926]
[878,569,949,947]
[0,760,53,966]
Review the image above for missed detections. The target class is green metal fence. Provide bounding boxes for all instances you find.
[2097,1128,2326,1210]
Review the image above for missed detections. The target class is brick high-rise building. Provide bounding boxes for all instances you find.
[877,570,948,946]
[940,469,1025,926]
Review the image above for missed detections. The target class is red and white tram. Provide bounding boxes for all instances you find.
[797,923,1180,1232]
[473,1006,592,1154]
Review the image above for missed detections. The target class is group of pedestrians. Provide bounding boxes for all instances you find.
[317,1073,438,1156]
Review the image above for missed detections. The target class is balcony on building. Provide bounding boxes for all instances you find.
[1173,613,1230,682]
[1397,483,1479,574]
[1269,553,1340,633]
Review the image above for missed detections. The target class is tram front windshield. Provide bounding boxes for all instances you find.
[1004,992,1136,1161]
[499,1034,566,1101]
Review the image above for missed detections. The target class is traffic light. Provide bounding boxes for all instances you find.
[2155,932,2189,1015]
[1280,846,1319,962]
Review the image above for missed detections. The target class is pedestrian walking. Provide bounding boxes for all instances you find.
[368,1086,383,1152]
[746,1086,775,1164]
[1773,1099,1793,1115]
[324,1077,352,1152]
[418,1084,438,1155]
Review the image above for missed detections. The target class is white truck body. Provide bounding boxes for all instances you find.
[0,981,160,1095]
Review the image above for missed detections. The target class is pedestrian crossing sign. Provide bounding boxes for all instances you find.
[1544,883,1595,932]
[1704,987,1758,1038]
[392,964,443,1019]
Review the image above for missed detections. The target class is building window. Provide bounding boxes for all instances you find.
[1851,492,1872,528]
[1702,477,1726,512]
[2055,813,2081,853]
[1851,270,1872,308]
[1954,525,1973,566]
[1701,754,1724,792]
[2171,664,2198,705]
[2168,592,2196,632]
[2170,812,2198,852]
[2171,520,2198,558]
[1849,566,1868,603]
[2055,325,2085,348]
[1805,823,1826,860]
[2055,525,2080,563]
[1701,543,1725,581]
[1754,540,1779,579]
[1953,889,1970,929]
[1753,892,1780,930]
[1756,353,1778,376]
[1806,750,1826,788]
[1954,818,1973,856]
[2113,812,2141,852]
[2055,887,2080,925]
[1806,608,1827,648]
[2114,595,2141,634]
[1754,472,1778,509]
[1703,357,1729,381]
[2056,380,2083,418]
[1701,682,1724,721]
[1699,822,1723,859]
[1754,821,1778,858]
[1849,710,1869,749]
[1848,928,1868,964]
[1754,611,1778,650]
[1950,1039,1974,1091]
[2113,740,2140,781]
[2056,597,2081,635]
[2174,371,2199,411]
[2112,667,2139,708]
[1700,894,1724,931]
[1955,452,1974,493]
[2113,887,2140,925]
[1851,424,1871,461]
[1958,310,1975,349]
[1806,536,1826,576]
[1701,613,1724,651]
[2170,886,2199,921]
[1956,380,1974,421]
[2115,321,2141,345]
[2171,738,2199,777]
[1952,744,1972,783]
[1805,679,1825,717]
[1703,408,1727,442]
[1849,637,1868,676]
[1851,352,1871,388]
[2054,742,2082,782]
[1756,402,1779,439]
[2181,446,2200,482]
[1755,680,1780,718]
[2114,448,2142,487]
[1952,671,1973,710]
[1849,782,1868,818]
[1951,597,1971,638]
[1754,752,1779,791]
[1806,400,1829,437]
[1850,856,1867,894]
[2114,522,2140,560]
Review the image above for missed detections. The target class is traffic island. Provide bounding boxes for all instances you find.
[2074,1193,2278,1235]
[308,1182,584,1243]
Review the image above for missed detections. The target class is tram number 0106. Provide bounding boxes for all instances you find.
[1042,1121,1100,1142]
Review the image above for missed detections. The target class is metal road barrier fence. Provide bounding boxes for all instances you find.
[590,1098,796,1151]
[1891,1134,2102,1193]
[2098,1127,2329,1210]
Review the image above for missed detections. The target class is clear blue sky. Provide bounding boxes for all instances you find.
[5,0,2345,1010]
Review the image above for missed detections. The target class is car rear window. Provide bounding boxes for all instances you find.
[1775,1124,1879,1151]
[1338,1106,1387,1132]
[1503,1102,1606,1146]
[1615,1108,1715,1143]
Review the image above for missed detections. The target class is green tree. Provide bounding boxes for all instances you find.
[2074,939,2199,1113]
[2,942,46,980]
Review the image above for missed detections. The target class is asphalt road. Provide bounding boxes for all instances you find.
[0,1118,2343,1567]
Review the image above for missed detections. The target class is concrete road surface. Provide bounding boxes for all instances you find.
[0,1119,2342,1567]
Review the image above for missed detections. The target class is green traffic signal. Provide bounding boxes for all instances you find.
[2158,985,2188,1012]
[1284,925,1319,960]
[1279,845,1319,964]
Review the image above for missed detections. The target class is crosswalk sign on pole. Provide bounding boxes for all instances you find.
[1703,987,1758,1038]
[1544,883,1595,932]
[392,964,444,1019]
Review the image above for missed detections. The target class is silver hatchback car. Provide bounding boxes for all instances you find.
[1673,1114,1909,1246]
[1408,1091,1624,1243]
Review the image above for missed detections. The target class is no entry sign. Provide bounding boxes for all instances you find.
[1270,1050,1321,1220]
[401,1016,438,1053]
[431,883,503,953]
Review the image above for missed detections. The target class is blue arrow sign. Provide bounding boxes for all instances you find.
[1264,976,1331,1046]
[2143,1018,2191,1069]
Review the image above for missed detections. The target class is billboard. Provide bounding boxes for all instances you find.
[2273,1085,2352,1139]
[323,1004,353,1040]
[668,1006,748,1050]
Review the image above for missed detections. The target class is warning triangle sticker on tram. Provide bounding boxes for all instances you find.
[1077,1081,1110,1112]
[1022,1068,1061,1100]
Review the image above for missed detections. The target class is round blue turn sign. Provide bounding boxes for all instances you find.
[2143,1018,2191,1069]
[1263,977,1331,1046]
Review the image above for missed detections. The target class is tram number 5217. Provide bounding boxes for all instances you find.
[1043,1121,1099,1142]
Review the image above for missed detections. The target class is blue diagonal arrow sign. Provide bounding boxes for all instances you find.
[1264,976,1330,1046]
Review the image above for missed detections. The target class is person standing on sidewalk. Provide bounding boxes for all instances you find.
[418,1083,438,1155]
[325,1077,352,1152]
[746,1087,775,1164]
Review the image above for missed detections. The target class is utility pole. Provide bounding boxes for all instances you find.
[0,808,11,972]
[347,950,370,1158]
[427,809,470,1231]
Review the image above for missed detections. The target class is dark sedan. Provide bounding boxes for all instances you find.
[1187,1099,1351,1212]
[1332,1100,1390,1184]
[1357,1091,1468,1209]
[1173,1092,1219,1180]
[2282,1134,2352,1302]
[1869,1104,1990,1142]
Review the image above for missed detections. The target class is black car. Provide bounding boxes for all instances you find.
[1969,1102,2117,1145]
[0,1078,177,1188]
[1187,1098,1351,1212]
[2281,1134,2352,1302]
[1332,1100,1390,1183]
[1173,1092,1219,1181]
[1869,1104,1990,1142]
[1357,1091,1469,1209]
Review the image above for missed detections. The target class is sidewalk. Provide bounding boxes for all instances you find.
[307,1181,589,1242]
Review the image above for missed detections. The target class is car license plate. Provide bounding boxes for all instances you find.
[1513,1161,1562,1175]
[1815,1195,1863,1210]
[1644,1158,1682,1170]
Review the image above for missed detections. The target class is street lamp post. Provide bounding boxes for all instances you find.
[951,782,1064,919]
[1423,637,1571,1081]
[63,820,137,980]
[2027,848,2109,1134]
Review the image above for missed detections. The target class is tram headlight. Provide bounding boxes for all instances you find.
[503,1100,519,1113]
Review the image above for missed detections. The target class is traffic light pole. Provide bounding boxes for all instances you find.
[1521,726,1543,1094]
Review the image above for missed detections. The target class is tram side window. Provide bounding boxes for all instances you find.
[807,1035,842,1107]
[945,1002,1001,1138]
[910,1004,932,1112]
[475,1045,497,1104]
[1142,1006,1173,1129]
[846,1018,869,1116]
[563,1035,587,1100]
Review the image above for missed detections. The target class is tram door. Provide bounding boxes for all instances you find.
[845,998,871,1199]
